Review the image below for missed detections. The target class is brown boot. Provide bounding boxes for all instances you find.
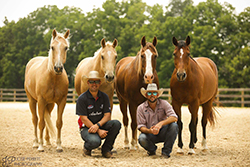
[102,151,112,158]
[83,148,91,156]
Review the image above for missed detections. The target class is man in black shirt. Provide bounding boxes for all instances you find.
[76,71,121,158]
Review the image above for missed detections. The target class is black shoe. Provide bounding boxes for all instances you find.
[83,148,91,156]
[147,151,156,156]
[161,153,170,158]
[102,151,113,158]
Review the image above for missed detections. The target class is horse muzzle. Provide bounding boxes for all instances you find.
[105,74,115,83]
[177,71,187,81]
[54,66,63,75]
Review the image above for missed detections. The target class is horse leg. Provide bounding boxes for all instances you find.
[28,96,38,148]
[128,103,139,150]
[37,99,46,152]
[172,99,183,154]
[119,97,129,149]
[188,101,199,155]
[201,99,214,151]
[45,103,55,146]
[56,97,67,152]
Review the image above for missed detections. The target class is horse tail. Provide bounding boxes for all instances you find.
[44,111,56,138]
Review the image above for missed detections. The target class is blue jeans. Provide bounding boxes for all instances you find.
[80,120,121,154]
[138,122,178,156]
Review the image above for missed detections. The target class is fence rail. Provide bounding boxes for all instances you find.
[0,88,250,107]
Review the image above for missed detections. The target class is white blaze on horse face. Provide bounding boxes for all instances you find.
[145,49,153,76]
[180,48,184,59]
[56,42,61,65]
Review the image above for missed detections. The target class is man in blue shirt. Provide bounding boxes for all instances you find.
[76,71,121,158]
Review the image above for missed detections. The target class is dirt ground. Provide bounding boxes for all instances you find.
[0,102,249,167]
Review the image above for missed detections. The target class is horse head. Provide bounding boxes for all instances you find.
[99,38,118,83]
[172,36,191,82]
[139,36,158,84]
[49,29,70,75]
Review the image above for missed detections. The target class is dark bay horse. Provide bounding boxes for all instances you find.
[25,29,70,152]
[170,36,218,154]
[115,36,159,150]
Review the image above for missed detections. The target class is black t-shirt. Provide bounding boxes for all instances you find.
[76,89,111,124]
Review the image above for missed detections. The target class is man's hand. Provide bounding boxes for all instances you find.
[97,129,108,138]
[150,124,162,135]
[88,124,99,133]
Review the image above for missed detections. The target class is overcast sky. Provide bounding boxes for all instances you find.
[0,0,249,27]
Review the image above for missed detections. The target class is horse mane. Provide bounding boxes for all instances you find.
[48,33,70,71]
[94,41,113,58]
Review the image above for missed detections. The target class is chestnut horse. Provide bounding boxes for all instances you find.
[115,36,159,150]
[170,36,218,154]
[24,29,70,152]
[75,38,118,109]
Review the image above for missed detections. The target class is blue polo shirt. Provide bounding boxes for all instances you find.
[76,89,111,127]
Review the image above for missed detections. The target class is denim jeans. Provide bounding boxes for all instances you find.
[138,122,178,156]
[80,120,121,154]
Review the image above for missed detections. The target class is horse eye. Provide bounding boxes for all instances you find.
[115,56,117,59]
[141,55,144,59]
[51,46,54,50]
[173,53,176,56]
[65,47,68,51]
[154,55,157,59]
[101,56,104,60]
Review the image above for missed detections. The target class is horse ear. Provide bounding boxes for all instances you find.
[101,38,106,48]
[52,29,57,39]
[186,36,191,46]
[172,37,178,46]
[141,36,146,47]
[152,37,157,46]
[64,29,70,39]
[113,39,118,48]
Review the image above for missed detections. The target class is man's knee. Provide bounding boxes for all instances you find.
[112,120,121,131]
[138,134,147,146]
[169,122,179,134]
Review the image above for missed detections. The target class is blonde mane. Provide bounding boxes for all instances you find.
[94,41,114,57]
[48,33,70,71]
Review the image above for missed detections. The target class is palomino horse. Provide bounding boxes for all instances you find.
[170,36,218,154]
[24,29,70,152]
[115,36,159,150]
[75,38,118,109]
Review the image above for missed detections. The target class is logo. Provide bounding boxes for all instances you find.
[100,104,103,109]
[87,105,94,109]
[2,156,42,167]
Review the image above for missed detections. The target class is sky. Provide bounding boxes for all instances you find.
[0,0,249,27]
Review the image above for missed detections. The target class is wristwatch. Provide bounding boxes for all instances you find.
[97,123,101,127]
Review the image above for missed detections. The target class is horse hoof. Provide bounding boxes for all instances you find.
[33,144,39,148]
[38,148,44,152]
[45,141,51,146]
[177,148,184,155]
[188,149,195,155]
[56,149,63,153]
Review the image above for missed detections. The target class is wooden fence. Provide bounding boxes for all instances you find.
[0,88,250,107]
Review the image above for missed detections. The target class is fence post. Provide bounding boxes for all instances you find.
[73,90,76,103]
[168,89,171,102]
[216,90,220,107]
[14,90,16,102]
[0,89,2,102]
[241,90,244,108]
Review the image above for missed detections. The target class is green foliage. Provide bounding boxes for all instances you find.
[0,0,249,88]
